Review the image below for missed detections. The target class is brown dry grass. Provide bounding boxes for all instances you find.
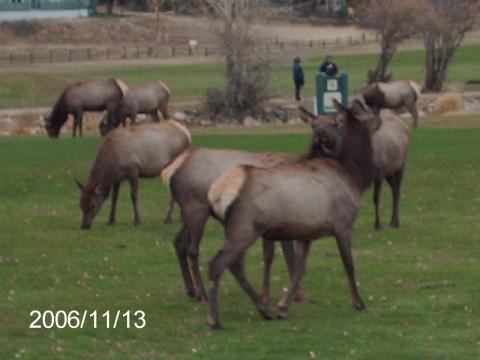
[435,94,465,114]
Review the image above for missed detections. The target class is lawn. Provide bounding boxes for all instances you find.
[0,44,479,109]
[0,126,479,359]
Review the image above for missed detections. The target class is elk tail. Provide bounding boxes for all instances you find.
[408,80,422,100]
[161,149,192,187]
[208,165,248,220]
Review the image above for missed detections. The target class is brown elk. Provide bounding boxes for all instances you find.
[369,110,410,229]
[45,79,128,138]
[161,107,342,303]
[75,121,190,229]
[99,81,171,136]
[361,80,421,128]
[205,100,381,329]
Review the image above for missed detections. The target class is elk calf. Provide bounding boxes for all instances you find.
[76,121,190,229]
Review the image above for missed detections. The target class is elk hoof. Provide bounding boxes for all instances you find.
[294,290,308,303]
[353,299,366,311]
[260,291,270,305]
[258,304,273,320]
[207,316,223,330]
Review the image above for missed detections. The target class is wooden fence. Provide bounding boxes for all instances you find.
[0,33,378,66]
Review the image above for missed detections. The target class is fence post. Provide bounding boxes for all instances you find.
[322,40,326,48]
[309,39,313,48]
[362,33,366,43]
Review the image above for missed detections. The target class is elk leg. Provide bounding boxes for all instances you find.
[207,227,258,330]
[407,103,419,128]
[281,240,307,302]
[260,239,275,304]
[276,240,311,319]
[186,209,210,302]
[151,110,161,122]
[334,232,365,311]
[128,174,141,225]
[373,177,383,230]
[174,224,196,298]
[388,167,404,228]
[108,182,120,225]
[73,110,83,138]
[230,253,273,320]
[159,103,169,120]
[163,193,175,224]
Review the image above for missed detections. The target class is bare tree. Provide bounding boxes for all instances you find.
[202,0,271,120]
[357,0,420,83]
[419,0,479,92]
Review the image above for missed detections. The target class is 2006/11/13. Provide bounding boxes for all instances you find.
[29,310,146,329]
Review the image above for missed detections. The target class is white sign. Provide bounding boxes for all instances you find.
[324,92,342,113]
[327,79,338,91]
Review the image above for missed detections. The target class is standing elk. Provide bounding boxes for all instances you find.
[45,79,128,138]
[369,110,410,229]
[205,100,381,329]
[99,81,171,136]
[161,107,342,303]
[75,121,190,229]
[361,80,421,128]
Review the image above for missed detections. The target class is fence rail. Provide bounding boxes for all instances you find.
[0,33,378,66]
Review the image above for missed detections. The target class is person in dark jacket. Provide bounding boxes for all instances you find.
[319,55,338,76]
[292,56,305,101]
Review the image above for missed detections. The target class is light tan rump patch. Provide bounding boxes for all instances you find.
[158,81,171,96]
[408,80,422,99]
[161,149,192,186]
[168,120,191,144]
[208,166,247,220]
[114,78,129,97]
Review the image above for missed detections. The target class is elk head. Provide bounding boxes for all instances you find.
[298,106,343,158]
[75,178,107,229]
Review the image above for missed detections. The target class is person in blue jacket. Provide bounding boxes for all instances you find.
[292,56,304,101]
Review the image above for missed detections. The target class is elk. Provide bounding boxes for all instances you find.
[361,80,421,128]
[75,121,190,229]
[99,81,171,136]
[205,100,381,329]
[45,78,128,138]
[369,110,410,229]
[162,107,342,303]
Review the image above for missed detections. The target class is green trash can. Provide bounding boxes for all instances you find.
[315,72,348,115]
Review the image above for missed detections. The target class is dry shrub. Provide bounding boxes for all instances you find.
[436,95,464,114]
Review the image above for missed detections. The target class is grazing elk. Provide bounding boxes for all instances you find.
[361,80,421,128]
[45,79,128,138]
[205,100,381,329]
[75,121,190,229]
[99,81,171,136]
[161,107,342,303]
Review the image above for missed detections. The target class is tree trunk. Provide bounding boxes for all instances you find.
[106,0,114,15]
[368,35,396,83]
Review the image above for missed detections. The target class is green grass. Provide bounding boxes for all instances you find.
[1,44,479,109]
[1,128,479,359]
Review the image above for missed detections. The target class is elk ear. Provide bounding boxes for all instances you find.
[333,99,348,118]
[351,99,367,115]
[75,178,84,191]
[298,106,316,124]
